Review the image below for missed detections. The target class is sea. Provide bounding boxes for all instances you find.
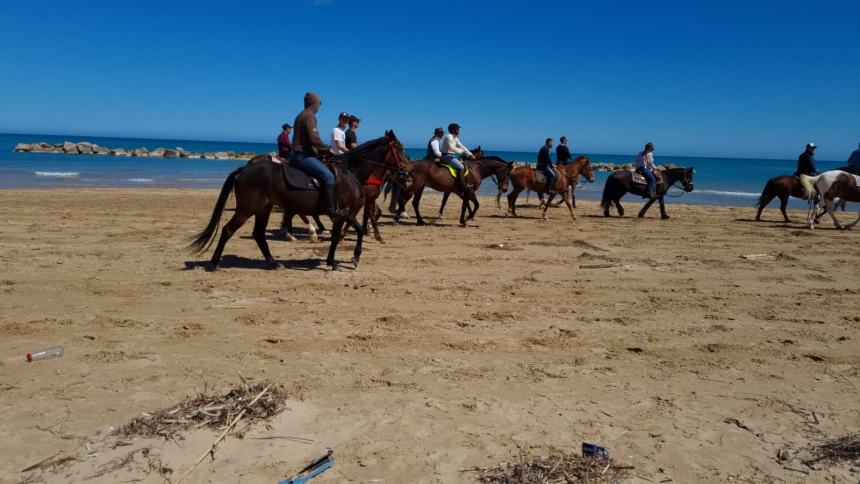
[0,132,846,208]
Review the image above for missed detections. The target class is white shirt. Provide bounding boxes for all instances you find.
[429,138,442,158]
[330,127,347,155]
[635,151,656,170]
[441,134,472,157]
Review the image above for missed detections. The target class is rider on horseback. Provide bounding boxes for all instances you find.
[795,143,818,177]
[426,127,443,161]
[635,142,658,199]
[537,138,556,194]
[291,92,348,218]
[441,123,474,192]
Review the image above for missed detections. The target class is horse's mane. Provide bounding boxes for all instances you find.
[339,136,390,171]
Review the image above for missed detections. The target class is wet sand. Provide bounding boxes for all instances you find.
[0,189,858,483]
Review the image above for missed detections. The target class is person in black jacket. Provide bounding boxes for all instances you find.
[795,143,818,176]
[537,138,556,193]
[556,136,572,166]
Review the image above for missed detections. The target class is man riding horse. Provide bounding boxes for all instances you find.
[441,123,474,192]
[290,92,347,218]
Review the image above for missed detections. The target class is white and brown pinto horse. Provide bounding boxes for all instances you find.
[800,170,860,229]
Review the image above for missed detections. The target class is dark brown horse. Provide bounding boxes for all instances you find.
[754,175,806,222]
[397,154,513,226]
[435,148,513,220]
[506,157,595,220]
[600,167,694,219]
[188,131,409,270]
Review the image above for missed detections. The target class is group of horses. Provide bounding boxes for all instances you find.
[189,131,701,270]
[755,169,860,229]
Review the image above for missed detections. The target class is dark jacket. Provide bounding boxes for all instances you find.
[345,129,358,149]
[556,144,571,165]
[537,145,553,168]
[291,93,327,156]
[795,151,817,176]
[277,131,292,157]
[847,143,860,169]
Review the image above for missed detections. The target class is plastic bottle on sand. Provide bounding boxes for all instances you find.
[26,346,64,362]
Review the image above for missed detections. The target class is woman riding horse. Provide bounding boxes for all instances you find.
[601,167,695,219]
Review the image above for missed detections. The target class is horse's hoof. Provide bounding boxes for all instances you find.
[661,215,670,220]
[310,235,319,243]
[265,261,278,270]
[375,237,385,244]
[352,256,361,267]
[416,220,426,226]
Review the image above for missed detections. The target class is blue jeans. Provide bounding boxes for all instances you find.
[441,155,464,170]
[636,166,656,195]
[291,152,335,185]
[539,165,556,191]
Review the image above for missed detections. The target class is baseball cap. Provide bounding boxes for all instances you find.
[338,112,349,120]
[349,115,361,123]
[807,142,816,148]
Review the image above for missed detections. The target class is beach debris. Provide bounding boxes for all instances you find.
[582,442,610,461]
[485,243,521,251]
[26,345,64,362]
[740,253,776,261]
[469,447,630,483]
[278,450,335,484]
[119,380,288,439]
[801,433,860,467]
[579,263,617,269]
[21,450,77,473]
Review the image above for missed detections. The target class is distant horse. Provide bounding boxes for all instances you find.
[800,170,860,230]
[395,154,513,226]
[600,167,694,219]
[511,158,594,210]
[506,157,594,220]
[754,175,806,222]
[435,148,513,219]
[188,131,410,270]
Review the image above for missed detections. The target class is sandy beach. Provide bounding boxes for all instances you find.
[1,188,858,483]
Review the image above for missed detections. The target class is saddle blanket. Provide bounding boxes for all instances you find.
[534,166,561,185]
[630,169,662,185]
[436,161,470,178]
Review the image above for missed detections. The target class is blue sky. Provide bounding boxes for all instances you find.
[0,0,858,159]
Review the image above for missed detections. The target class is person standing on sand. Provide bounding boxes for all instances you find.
[345,115,361,150]
[426,127,444,161]
[795,143,818,177]
[330,112,350,155]
[441,123,474,192]
[635,142,658,199]
[292,92,347,218]
[556,136,572,166]
[537,138,556,194]
[277,123,292,158]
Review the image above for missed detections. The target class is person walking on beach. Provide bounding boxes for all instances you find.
[795,143,818,177]
[556,136,572,166]
[635,142,658,199]
[845,142,860,174]
[292,92,347,218]
[426,127,444,161]
[441,123,474,192]
[330,112,350,155]
[537,138,556,194]
[345,115,361,150]
[277,123,292,158]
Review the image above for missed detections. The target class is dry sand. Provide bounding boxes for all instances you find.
[0,188,858,483]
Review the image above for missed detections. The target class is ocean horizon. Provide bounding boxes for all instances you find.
[0,132,847,209]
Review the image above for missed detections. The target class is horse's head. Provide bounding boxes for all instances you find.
[471,146,484,159]
[575,156,595,183]
[681,167,695,192]
[382,129,414,190]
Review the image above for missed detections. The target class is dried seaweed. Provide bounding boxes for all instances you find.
[118,381,288,439]
[469,449,630,483]
[803,433,860,467]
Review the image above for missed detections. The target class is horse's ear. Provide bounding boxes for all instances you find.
[387,130,396,140]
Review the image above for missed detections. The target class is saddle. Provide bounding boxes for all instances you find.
[533,166,560,185]
[435,159,470,178]
[630,169,663,185]
[268,154,322,191]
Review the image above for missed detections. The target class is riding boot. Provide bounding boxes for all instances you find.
[456,169,468,193]
[323,184,348,218]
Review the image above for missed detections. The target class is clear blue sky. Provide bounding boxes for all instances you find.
[1,0,858,159]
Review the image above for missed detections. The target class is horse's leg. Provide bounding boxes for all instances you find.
[370,202,384,243]
[826,198,844,229]
[459,192,469,226]
[307,218,319,242]
[438,191,450,220]
[562,192,576,220]
[658,196,669,219]
[778,195,790,222]
[325,218,347,269]
[496,189,503,211]
[638,197,657,218]
[314,214,328,234]
[252,203,277,269]
[570,186,576,208]
[845,211,860,230]
[468,192,480,220]
[508,189,521,217]
[615,196,625,217]
[280,213,297,241]
[413,187,426,225]
[343,215,365,266]
[210,210,252,269]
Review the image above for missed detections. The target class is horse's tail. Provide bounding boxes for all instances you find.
[600,173,617,210]
[755,178,775,208]
[799,174,821,200]
[187,167,242,254]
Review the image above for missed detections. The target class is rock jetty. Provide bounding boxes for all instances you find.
[13,141,258,161]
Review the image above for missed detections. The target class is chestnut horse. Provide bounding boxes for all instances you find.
[188,131,409,270]
[506,156,595,220]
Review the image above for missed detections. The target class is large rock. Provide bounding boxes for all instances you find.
[150,148,166,157]
[213,151,231,160]
[163,149,179,158]
[93,146,110,155]
[202,152,217,159]
[14,143,31,152]
[76,142,94,154]
[62,141,77,153]
[30,143,47,152]
[111,148,129,156]
[238,151,256,160]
